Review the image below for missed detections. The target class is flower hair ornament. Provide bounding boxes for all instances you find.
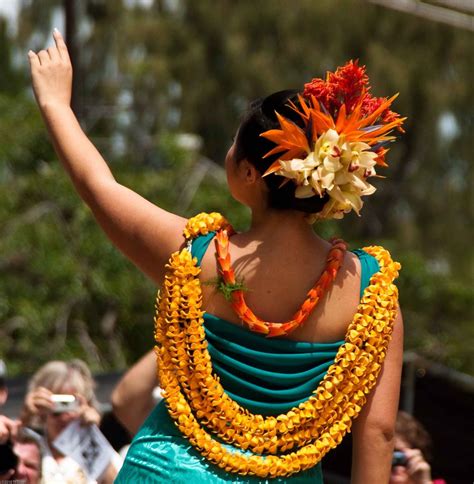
[260,60,406,221]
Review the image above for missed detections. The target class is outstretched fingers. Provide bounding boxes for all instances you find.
[28,29,70,68]
[27,29,73,108]
[28,31,69,67]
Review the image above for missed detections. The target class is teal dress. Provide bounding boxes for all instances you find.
[116,234,379,483]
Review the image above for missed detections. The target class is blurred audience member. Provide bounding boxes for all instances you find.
[21,359,120,483]
[13,433,43,484]
[390,411,446,484]
[0,416,42,484]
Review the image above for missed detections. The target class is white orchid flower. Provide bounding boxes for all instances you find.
[276,127,381,219]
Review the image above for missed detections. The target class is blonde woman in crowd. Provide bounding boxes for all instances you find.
[22,359,120,484]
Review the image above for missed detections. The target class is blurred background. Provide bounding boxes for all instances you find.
[0,0,473,481]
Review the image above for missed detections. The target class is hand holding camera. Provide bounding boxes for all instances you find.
[22,387,99,427]
[22,386,55,422]
[392,447,433,484]
[75,394,101,426]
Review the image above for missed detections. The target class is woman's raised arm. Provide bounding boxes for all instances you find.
[28,30,186,284]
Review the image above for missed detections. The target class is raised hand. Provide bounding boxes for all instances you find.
[403,447,433,484]
[22,386,54,422]
[76,394,101,426]
[25,27,186,288]
[28,29,72,110]
[0,415,21,444]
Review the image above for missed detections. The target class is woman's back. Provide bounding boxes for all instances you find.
[193,229,380,416]
[199,215,363,344]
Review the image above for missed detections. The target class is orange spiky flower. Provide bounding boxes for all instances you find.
[260,61,406,221]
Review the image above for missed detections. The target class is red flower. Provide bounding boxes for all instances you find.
[303,78,334,112]
[303,60,404,132]
[362,95,404,132]
[329,60,369,111]
[304,60,369,115]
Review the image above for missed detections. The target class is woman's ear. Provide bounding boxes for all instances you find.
[239,159,260,185]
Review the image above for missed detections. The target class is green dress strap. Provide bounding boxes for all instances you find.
[191,231,216,266]
[352,248,380,298]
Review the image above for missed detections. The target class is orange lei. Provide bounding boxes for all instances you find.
[214,228,347,337]
[155,212,401,478]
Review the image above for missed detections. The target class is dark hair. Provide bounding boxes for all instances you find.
[396,411,433,462]
[234,90,329,213]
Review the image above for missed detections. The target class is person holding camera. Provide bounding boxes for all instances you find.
[390,411,446,484]
[21,359,120,484]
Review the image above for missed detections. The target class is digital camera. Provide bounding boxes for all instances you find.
[392,450,408,467]
[51,394,79,413]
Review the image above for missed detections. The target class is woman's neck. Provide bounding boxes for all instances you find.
[247,207,325,248]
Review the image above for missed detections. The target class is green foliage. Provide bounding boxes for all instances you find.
[0,0,472,374]
[204,277,249,302]
[396,250,474,372]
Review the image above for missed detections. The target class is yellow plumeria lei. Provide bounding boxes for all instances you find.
[154,212,401,478]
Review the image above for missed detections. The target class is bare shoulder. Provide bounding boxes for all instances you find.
[304,248,363,342]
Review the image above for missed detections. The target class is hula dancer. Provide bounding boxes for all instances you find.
[29,31,405,483]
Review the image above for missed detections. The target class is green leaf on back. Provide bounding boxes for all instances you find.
[203,277,249,301]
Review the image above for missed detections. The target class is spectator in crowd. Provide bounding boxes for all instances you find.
[390,411,446,484]
[21,359,120,483]
[0,416,42,484]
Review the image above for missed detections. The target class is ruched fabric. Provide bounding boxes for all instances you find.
[206,314,344,415]
[116,234,379,483]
